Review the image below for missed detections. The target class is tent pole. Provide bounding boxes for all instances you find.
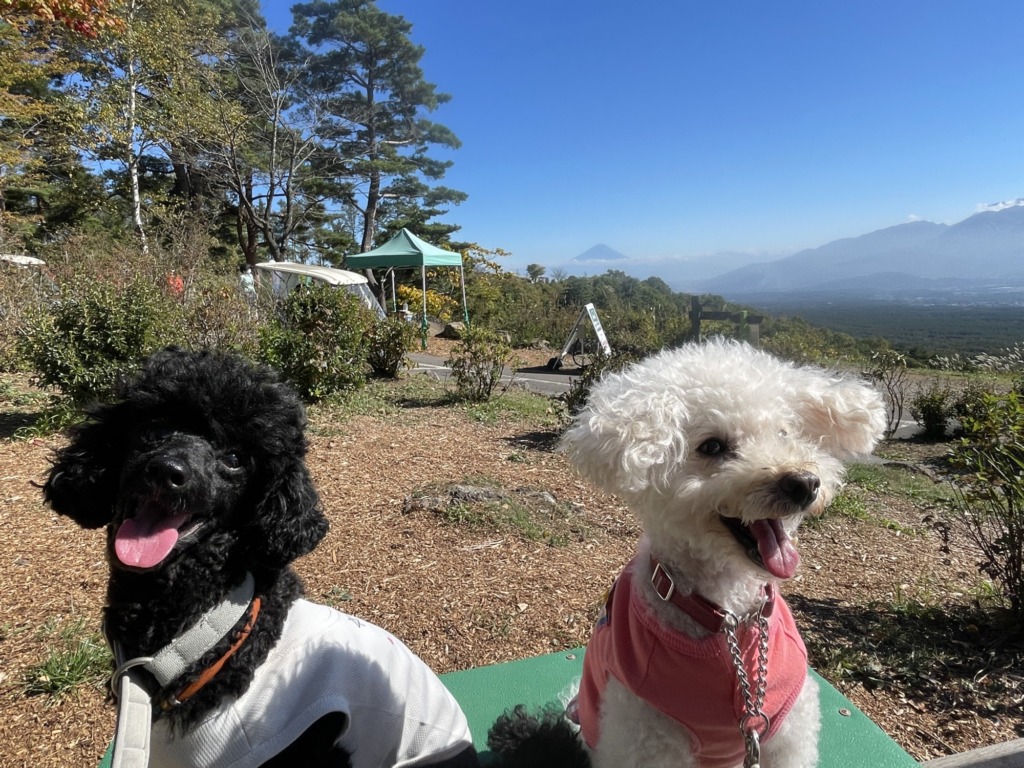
[420,265,428,350]
[460,265,469,327]
[390,269,397,313]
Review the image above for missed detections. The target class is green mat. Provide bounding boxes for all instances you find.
[99,649,917,766]
[444,648,918,766]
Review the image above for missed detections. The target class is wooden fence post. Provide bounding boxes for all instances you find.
[688,297,762,345]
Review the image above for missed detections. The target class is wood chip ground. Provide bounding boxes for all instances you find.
[1,351,1020,767]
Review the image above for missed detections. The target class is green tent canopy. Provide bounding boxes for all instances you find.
[345,229,469,347]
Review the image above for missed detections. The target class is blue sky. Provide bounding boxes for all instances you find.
[263,1,1024,276]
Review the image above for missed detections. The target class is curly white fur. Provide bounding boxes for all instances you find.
[561,339,886,768]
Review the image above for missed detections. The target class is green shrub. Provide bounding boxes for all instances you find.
[259,284,373,402]
[366,315,416,379]
[909,381,952,440]
[947,390,1024,618]
[865,350,909,438]
[19,280,176,407]
[561,349,641,419]
[467,273,570,348]
[178,272,267,357]
[0,261,57,372]
[951,379,996,434]
[446,328,523,403]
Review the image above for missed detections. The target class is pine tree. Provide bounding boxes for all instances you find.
[290,0,464,252]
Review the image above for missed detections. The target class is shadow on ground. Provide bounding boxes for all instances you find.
[790,593,1023,727]
[515,364,581,376]
[0,411,41,440]
[502,430,561,452]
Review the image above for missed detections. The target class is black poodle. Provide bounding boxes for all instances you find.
[486,706,590,768]
[44,348,479,768]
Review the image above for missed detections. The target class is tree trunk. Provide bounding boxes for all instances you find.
[235,172,260,265]
[361,174,379,253]
[126,78,148,254]
[171,160,204,211]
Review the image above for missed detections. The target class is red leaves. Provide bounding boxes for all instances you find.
[0,0,122,38]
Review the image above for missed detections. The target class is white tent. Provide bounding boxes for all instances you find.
[254,262,386,318]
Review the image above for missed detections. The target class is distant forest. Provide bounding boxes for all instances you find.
[748,299,1024,359]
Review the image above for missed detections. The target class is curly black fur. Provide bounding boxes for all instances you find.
[43,348,480,767]
[46,350,489,768]
[44,349,325,729]
[487,705,591,768]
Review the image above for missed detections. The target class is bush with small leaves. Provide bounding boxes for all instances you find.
[178,272,266,357]
[367,315,417,378]
[560,349,641,420]
[947,389,1024,618]
[259,284,373,402]
[445,328,523,403]
[951,379,996,434]
[909,381,952,441]
[19,279,177,408]
[865,350,909,438]
[0,260,58,372]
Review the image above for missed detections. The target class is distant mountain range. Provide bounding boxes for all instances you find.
[692,203,1024,300]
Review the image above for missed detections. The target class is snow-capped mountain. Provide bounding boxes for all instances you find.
[691,203,1024,298]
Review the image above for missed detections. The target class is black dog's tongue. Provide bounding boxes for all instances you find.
[114,512,188,568]
[749,518,800,579]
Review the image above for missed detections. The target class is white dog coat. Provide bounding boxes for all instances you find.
[149,600,474,768]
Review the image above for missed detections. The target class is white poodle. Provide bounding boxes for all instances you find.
[560,339,886,768]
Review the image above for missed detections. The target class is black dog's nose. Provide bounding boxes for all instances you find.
[146,456,192,490]
[778,471,820,508]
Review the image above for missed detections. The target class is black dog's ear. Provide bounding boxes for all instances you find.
[43,405,127,529]
[247,460,328,568]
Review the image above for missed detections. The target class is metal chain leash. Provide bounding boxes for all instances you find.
[723,601,771,768]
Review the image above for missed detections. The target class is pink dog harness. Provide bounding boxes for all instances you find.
[575,558,808,768]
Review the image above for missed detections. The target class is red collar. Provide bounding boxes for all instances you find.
[159,596,262,711]
[649,556,775,633]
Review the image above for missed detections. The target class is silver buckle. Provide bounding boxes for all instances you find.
[651,562,675,601]
[110,656,155,699]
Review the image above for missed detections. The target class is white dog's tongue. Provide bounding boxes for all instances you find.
[114,513,188,569]
[749,518,800,579]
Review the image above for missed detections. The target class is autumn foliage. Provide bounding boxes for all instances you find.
[0,0,120,37]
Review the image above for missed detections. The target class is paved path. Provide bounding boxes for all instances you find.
[409,353,926,440]
[408,353,577,397]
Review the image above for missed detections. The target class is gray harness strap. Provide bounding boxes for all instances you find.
[107,573,256,768]
[110,665,156,768]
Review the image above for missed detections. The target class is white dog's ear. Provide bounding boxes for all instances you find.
[559,377,688,496]
[793,371,887,458]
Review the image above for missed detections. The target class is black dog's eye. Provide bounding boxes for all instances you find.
[142,425,174,443]
[220,452,244,471]
[697,438,729,457]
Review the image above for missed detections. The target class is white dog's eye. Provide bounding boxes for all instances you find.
[779,429,789,438]
[697,438,728,457]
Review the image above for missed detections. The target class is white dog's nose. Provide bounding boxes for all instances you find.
[778,471,820,508]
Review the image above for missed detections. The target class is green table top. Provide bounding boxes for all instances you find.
[99,648,917,767]
[442,648,918,767]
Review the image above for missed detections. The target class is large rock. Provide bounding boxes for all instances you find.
[439,322,466,339]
